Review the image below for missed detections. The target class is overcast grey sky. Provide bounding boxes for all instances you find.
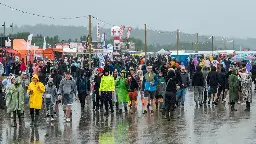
[0,0,255,38]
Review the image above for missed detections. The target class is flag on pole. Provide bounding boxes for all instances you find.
[97,23,100,41]
[43,37,46,50]
[27,34,33,50]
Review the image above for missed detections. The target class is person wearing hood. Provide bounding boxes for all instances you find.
[4,75,16,110]
[228,68,239,111]
[163,69,179,121]
[116,70,130,113]
[21,72,30,117]
[216,67,227,103]
[112,70,119,111]
[44,78,58,122]
[48,68,62,90]
[76,70,90,110]
[71,63,78,80]
[192,66,204,107]
[207,66,219,105]
[239,68,252,111]
[6,77,24,127]
[99,68,115,116]
[27,74,45,127]
[251,64,256,90]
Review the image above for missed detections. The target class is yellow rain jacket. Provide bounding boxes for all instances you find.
[27,74,45,109]
[99,75,115,92]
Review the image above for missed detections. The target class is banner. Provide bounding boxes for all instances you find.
[26,34,33,50]
[119,25,125,40]
[97,23,100,41]
[43,37,46,50]
[126,27,132,39]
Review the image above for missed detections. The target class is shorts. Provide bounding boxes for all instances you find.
[144,91,156,99]
[210,86,217,94]
[62,94,73,105]
[128,91,138,101]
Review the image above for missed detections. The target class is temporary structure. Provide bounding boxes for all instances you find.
[156,49,170,55]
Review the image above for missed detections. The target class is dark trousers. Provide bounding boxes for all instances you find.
[102,91,113,113]
[217,86,225,101]
[165,92,176,112]
[78,92,87,108]
[0,92,5,109]
[94,90,103,108]
[13,110,22,121]
[30,108,40,120]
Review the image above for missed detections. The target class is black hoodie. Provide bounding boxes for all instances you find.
[192,66,204,87]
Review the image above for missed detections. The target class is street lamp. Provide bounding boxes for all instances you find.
[2,22,5,36]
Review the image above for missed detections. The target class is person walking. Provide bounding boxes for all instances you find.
[163,69,179,121]
[207,66,219,105]
[6,77,24,127]
[228,68,239,111]
[192,66,204,107]
[58,72,77,122]
[76,71,90,110]
[27,74,45,127]
[176,67,189,107]
[142,66,159,114]
[116,70,129,113]
[99,68,115,116]
[44,78,58,122]
[127,68,139,114]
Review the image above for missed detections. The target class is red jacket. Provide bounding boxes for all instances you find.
[20,62,26,71]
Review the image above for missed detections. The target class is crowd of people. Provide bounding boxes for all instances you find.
[0,53,255,127]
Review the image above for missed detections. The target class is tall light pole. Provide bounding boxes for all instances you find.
[88,15,92,69]
[2,22,5,36]
[176,29,179,60]
[144,24,147,64]
[196,33,198,53]
[10,23,13,35]
[211,36,214,56]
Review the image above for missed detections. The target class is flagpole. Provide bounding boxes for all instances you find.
[33,43,35,61]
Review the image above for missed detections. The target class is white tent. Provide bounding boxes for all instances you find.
[156,49,170,54]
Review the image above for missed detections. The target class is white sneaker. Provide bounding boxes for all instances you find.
[46,117,50,122]
[66,118,71,122]
[238,101,241,104]
[51,118,55,121]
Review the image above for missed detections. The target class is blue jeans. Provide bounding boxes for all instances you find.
[176,88,187,105]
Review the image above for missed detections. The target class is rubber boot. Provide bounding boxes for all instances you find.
[18,110,22,126]
[124,106,128,113]
[115,102,119,111]
[245,101,250,111]
[30,114,34,127]
[231,103,237,111]
[156,102,159,110]
[166,111,170,121]
[34,115,39,127]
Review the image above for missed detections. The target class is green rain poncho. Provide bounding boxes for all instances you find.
[6,77,25,113]
[115,71,130,103]
[228,69,239,103]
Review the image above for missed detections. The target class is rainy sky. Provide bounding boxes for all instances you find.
[0,0,255,38]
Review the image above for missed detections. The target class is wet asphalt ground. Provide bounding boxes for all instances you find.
[1,90,256,144]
